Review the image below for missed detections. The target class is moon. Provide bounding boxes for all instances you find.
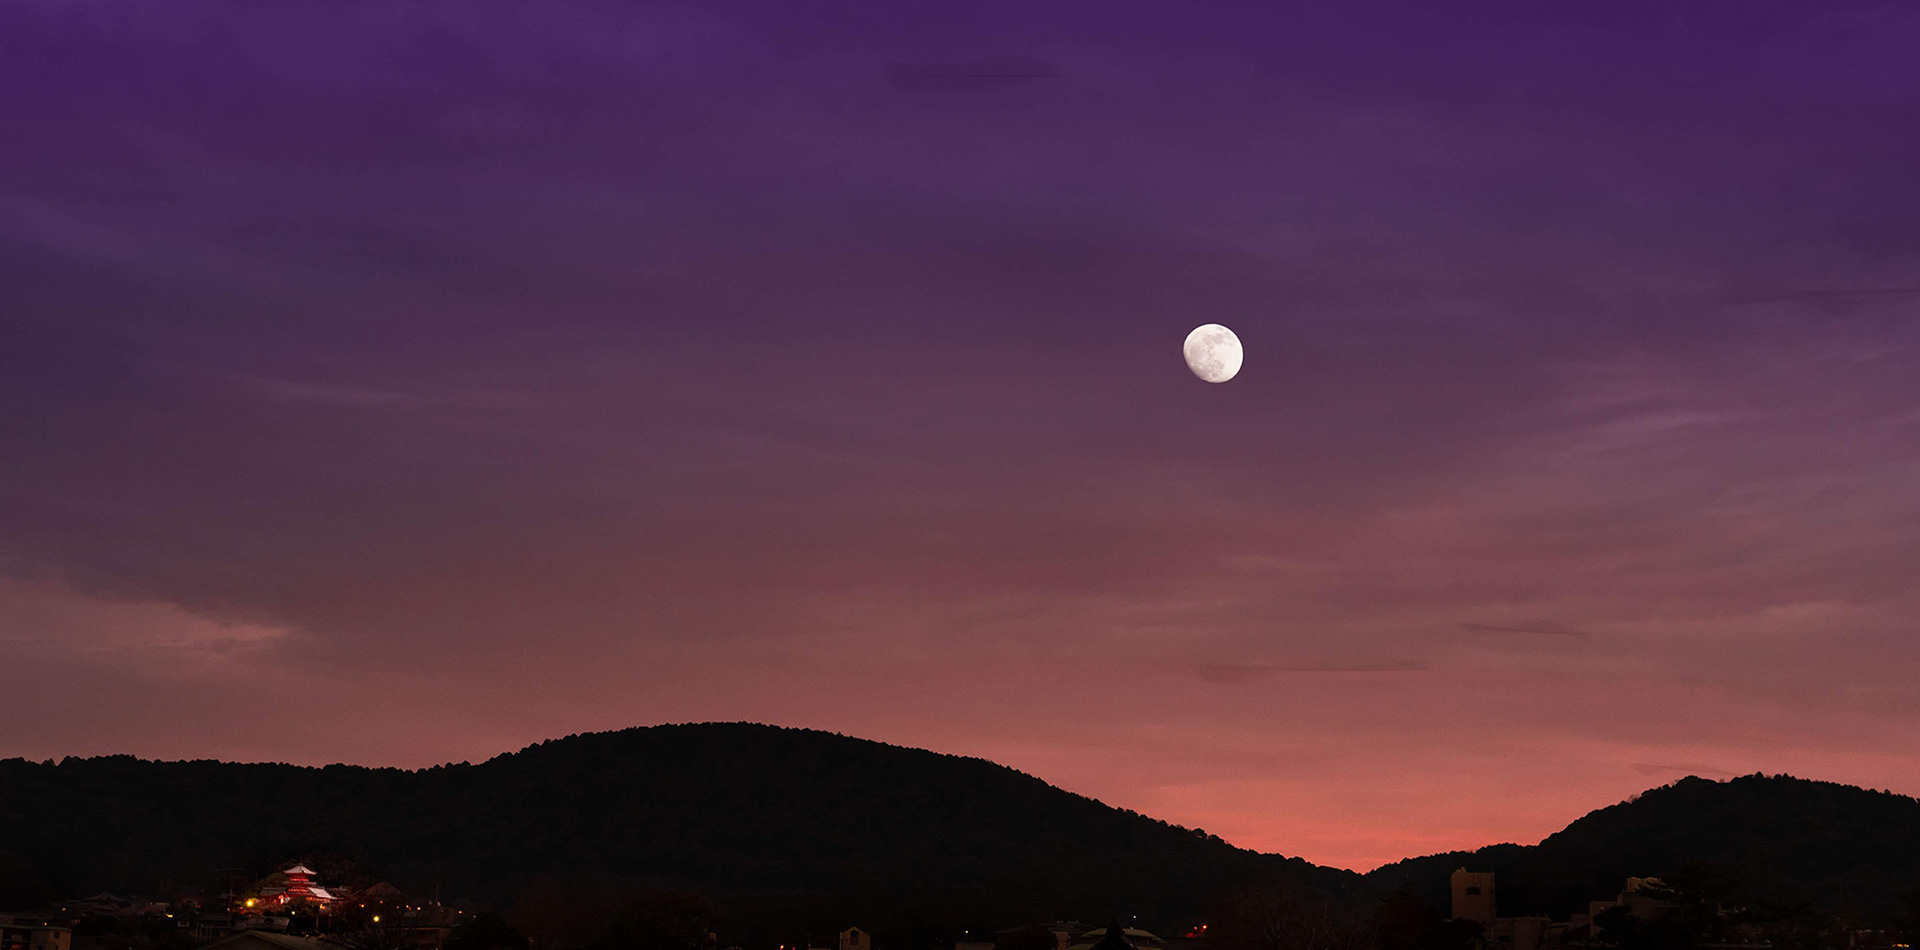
[1183,324,1243,383]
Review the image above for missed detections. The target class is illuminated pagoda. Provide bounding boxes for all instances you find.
[262,865,336,906]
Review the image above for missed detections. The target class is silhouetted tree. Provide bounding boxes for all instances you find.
[591,893,719,950]
[447,913,531,950]
[1363,775,1920,926]
[0,850,59,910]
[1594,906,1658,950]
[997,926,1058,950]
[513,875,612,950]
[0,725,1347,937]
[1893,887,1920,948]
[1370,885,1481,950]
[1746,901,1845,950]
[1213,881,1364,950]
[1592,874,1757,950]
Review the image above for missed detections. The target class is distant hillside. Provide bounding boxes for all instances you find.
[0,723,1345,937]
[8,728,1918,940]
[1365,774,1920,925]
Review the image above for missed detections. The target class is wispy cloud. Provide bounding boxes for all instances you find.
[1459,622,1594,640]
[1631,762,1736,778]
[235,376,518,412]
[1721,287,1920,306]
[1194,660,1428,685]
[0,577,288,659]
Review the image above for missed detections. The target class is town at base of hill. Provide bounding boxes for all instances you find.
[3,724,1918,950]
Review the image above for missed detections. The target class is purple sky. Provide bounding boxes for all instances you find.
[5,0,1920,870]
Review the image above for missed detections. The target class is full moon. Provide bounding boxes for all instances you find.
[1183,323,1243,383]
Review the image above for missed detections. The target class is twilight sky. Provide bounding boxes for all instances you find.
[5,0,1920,871]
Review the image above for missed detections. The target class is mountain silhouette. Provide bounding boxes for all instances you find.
[1363,773,1920,924]
[0,723,1342,937]
[4,726,1918,938]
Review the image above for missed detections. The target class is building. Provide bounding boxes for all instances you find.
[959,920,1094,950]
[1451,868,1497,924]
[1450,870,1551,950]
[1166,923,1207,950]
[384,902,459,950]
[233,917,293,934]
[267,867,335,906]
[1079,922,1143,950]
[805,925,868,950]
[201,932,331,950]
[0,916,71,950]
[1604,878,1679,921]
[1066,922,1163,950]
[359,883,407,904]
[187,911,235,943]
[1565,876,1680,943]
[1485,916,1552,950]
[57,895,139,919]
[1442,871,1684,950]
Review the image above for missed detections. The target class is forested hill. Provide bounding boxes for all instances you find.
[7,727,1918,936]
[0,723,1345,933]
[1364,773,1920,925]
